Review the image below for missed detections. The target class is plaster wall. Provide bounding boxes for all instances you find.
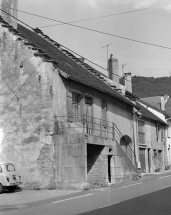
[64,81,137,186]
[166,120,171,165]
[140,117,165,173]
[67,81,134,141]
[0,26,65,189]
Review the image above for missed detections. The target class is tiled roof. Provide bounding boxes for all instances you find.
[17,24,137,108]
[136,102,167,125]
[142,96,171,116]
[139,98,171,118]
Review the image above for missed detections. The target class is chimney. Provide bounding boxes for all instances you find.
[124,72,132,93]
[161,94,169,111]
[108,54,119,84]
[0,0,18,29]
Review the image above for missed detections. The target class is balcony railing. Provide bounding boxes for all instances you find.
[55,115,137,167]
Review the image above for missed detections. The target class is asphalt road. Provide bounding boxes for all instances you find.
[2,174,171,215]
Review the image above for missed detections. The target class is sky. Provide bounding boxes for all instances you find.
[17,0,171,78]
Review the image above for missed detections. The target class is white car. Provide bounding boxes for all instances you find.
[0,163,21,194]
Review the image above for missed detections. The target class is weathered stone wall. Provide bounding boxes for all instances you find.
[114,141,137,183]
[87,144,106,186]
[0,26,58,188]
[141,116,165,173]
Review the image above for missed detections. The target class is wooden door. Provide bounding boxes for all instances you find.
[139,148,146,173]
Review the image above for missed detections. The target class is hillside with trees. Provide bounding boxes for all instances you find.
[132,76,171,98]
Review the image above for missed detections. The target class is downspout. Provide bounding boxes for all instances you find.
[132,107,140,174]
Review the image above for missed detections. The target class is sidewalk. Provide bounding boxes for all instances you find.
[141,168,171,177]
[1,169,171,207]
[0,189,80,206]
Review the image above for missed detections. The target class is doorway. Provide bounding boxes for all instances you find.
[108,155,112,183]
[139,148,146,173]
[148,149,151,173]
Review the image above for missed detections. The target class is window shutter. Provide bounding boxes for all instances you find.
[67,90,73,122]
[80,96,85,123]
[102,101,107,127]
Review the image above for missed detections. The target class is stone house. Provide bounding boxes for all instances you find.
[141,96,171,166]
[0,0,141,189]
[136,100,169,173]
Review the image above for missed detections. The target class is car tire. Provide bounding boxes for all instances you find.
[0,183,3,194]
[7,186,16,193]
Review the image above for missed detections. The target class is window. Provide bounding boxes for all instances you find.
[0,165,2,173]
[156,124,165,142]
[102,101,107,127]
[67,90,84,122]
[85,96,93,134]
[5,164,15,172]
[138,120,145,144]
[72,93,81,122]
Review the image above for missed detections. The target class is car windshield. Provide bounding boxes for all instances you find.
[5,164,15,172]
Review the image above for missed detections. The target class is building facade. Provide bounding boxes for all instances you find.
[0,0,139,189]
[136,101,167,173]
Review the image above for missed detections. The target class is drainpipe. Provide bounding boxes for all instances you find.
[132,108,141,167]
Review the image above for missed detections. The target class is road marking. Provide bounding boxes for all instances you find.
[52,193,94,203]
[158,175,171,180]
[122,182,142,188]
[160,185,171,190]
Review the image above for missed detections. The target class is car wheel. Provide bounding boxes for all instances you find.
[0,183,3,194]
[7,186,16,193]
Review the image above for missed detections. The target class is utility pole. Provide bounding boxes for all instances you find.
[122,63,128,76]
[102,43,112,70]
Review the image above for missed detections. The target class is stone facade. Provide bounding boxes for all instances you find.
[138,116,166,173]
[0,1,139,189]
[0,25,57,189]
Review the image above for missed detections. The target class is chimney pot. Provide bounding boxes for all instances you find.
[124,72,132,93]
[108,54,119,85]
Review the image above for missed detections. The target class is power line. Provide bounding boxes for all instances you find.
[2,7,171,50]
[38,3,171,28]
[1,6,170,83]
[0,8,33,30]
[0,74,19,101]
[0,61,43,116]
[0,8,130,83]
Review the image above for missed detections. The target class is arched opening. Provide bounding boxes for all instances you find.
[120,135,132,147]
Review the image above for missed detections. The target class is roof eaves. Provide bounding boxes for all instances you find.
[16,24,138,109]
[136,102,167,125]
[138,99,171,118]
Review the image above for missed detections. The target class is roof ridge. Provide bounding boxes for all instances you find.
[138,98,171,117]
[0,18,137,108]
[32,27,129,97]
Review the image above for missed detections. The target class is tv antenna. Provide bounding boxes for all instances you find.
[102,43,112,70]
[122,63,128,76]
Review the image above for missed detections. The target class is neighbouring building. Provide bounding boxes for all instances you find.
[136,100,169,173]
[0,0,140,189]
[142,96,171,166]
[120,75,170,173]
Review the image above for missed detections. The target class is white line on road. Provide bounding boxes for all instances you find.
[158,175,171,180]
[160,185,171,190]
[52,193,94,204]
[122,182,142,188]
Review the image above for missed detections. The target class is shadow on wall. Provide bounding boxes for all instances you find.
[87,144,104,174]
